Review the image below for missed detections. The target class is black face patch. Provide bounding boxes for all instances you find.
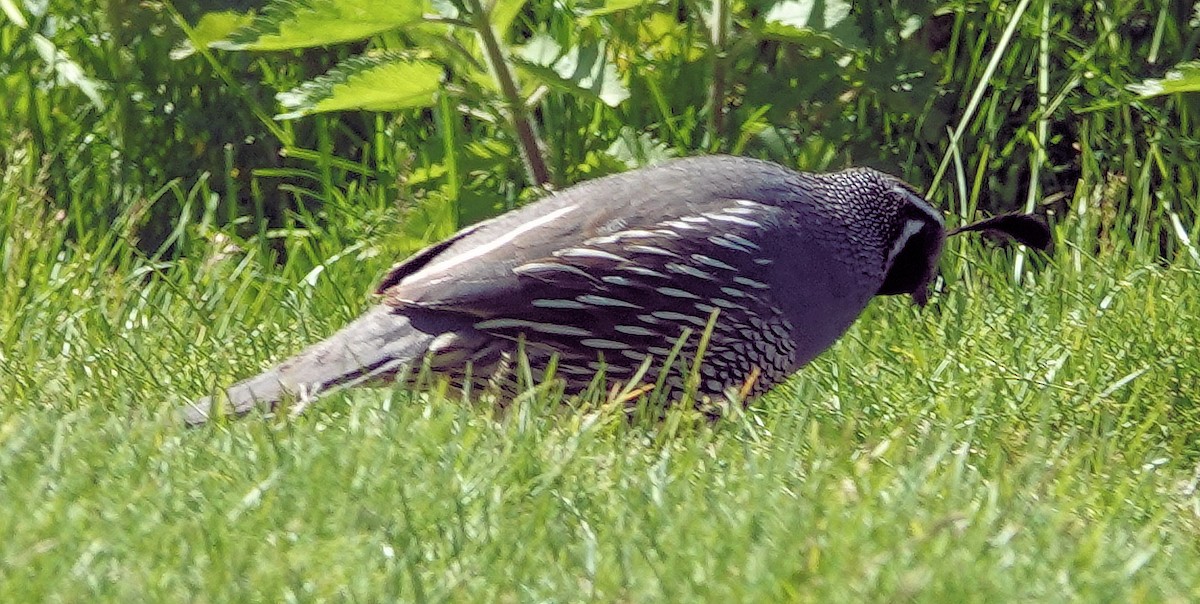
[877,190,946,302]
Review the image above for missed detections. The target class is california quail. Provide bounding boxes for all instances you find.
[183,155,1049,424]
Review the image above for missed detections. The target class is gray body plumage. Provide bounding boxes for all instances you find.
[183,155,950,424]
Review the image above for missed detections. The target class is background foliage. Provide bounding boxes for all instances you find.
[7,0,1199,259]
[2,0,1199,600]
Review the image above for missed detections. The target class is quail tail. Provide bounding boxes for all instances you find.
[181,305,435,426]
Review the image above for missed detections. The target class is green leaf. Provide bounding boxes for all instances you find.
[514,35,630,107]
[1,0,28,28]
[1127,61,1200,98]
[605,126,674,168]
[582,0,657,17]
[517,34,560,65]
[490,0,530,33]
[276,54,444,119]
[215,0,428,51]
[171,11,255,60]
[430,0,460,19]
[762,0,863,50]
[31,34,108,110]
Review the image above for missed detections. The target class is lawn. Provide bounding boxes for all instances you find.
[4,154,1198,599]
[3,0,1199,601]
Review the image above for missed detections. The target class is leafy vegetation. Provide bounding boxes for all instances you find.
[2,0,1199,600]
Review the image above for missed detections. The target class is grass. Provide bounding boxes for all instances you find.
[4,0,1200,600]
[3,142,1200,600]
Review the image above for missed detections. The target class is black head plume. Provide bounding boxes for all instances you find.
[949,213,1052,251]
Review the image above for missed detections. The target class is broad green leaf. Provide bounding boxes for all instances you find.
[32,34,108,110]
[171,11,255,59]
[898,14,922,40]
[276,55,443,119]
[517,34,561,65]
[762,0,863,50]
[215,0,428,51]
[765,0,850,29]
[605,126,674,168]
[636,12,698,60]
[490,0,530,33]
[1128,61,1200,98]
[431,0,460,19]
[406,24,495,92]
[582,0,657,17]
[514,35,630,107]
[1,0,28,28]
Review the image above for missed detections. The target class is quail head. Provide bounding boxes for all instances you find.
[183,155,1050,424]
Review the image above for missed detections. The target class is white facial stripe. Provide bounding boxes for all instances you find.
[402,204,578,286]
[887,219,926,267]
[895,185,944,226]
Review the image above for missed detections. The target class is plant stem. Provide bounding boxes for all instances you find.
[708,0,730,147]
[462,0,553,186]
[438,92,463,227]
[1015,0,1051,283]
